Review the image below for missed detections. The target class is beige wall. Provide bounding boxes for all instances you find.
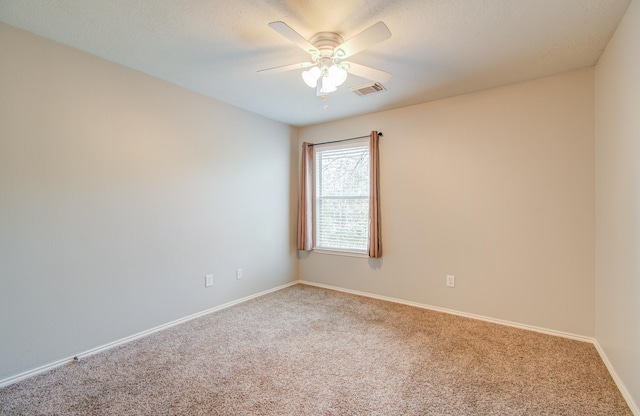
[595,0,640,408]
[299,68,595,336]
[0,23,297,381]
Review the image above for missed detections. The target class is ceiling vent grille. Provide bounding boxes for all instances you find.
[351,82,386,96]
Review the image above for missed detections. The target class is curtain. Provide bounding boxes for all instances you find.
[297,142,313,251]
[368,131,382,258]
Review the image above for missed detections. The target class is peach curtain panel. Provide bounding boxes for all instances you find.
[368,131,382,258]
[297,142,313,251]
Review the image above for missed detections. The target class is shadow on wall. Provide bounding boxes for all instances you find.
[368,258,382,270]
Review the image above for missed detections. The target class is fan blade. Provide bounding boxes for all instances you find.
[268,21,319,55]
[258,62,315,73]
[346,62,392,83]
[337,21,391,59]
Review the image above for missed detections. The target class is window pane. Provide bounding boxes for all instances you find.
[317,197,369,250]
[315,143,370,252]
[317,147,369,197]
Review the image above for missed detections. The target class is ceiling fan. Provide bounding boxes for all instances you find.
[259,21,392,96]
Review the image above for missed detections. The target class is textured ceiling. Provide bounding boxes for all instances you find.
[0,0,631,127]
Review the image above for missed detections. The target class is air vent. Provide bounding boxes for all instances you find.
[351,82,386,97]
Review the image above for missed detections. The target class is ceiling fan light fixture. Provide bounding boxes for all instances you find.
[318,74,337,94]
[302,66,321,88]
[328,64,348,87]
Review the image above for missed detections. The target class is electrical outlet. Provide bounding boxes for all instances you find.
[236,268,243,280]
[205,274,213,287]
[446,275,455,288]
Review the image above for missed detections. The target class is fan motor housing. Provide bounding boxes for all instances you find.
[309,32,344,57]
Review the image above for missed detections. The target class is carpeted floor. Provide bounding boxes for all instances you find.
[0,284,631,415]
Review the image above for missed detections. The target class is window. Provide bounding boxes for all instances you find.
[314,140,370,253]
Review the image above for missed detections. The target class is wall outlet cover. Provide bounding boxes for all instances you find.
[446,275,455,288]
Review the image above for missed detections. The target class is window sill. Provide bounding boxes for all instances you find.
[312,248,369,258]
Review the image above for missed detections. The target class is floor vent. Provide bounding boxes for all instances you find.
[352,82,386,96]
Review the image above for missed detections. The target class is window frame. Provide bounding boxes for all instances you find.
[311,138,370,257]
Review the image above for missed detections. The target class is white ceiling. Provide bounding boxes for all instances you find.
[0,0,631,127]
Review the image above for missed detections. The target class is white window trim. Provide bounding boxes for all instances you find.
[312,248,369,258]
[312,138,370,256]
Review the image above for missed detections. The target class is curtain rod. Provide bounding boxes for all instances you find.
[309,132,383,147]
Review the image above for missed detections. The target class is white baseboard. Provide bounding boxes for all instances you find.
[0,280,298,388]
[593,340,640,416]
[297,279,638,414]
[297,280,592,342]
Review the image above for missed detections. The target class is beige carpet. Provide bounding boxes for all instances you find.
[0,284,631,415]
